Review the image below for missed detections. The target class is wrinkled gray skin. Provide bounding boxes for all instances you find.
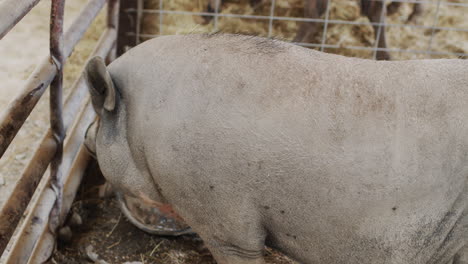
[84,34,468,264]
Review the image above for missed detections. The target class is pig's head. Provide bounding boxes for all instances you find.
[83,56,164,207]
[83,57,191,235]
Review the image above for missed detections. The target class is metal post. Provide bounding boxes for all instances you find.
[48,0,65,234]
[0,0,42,40]
[106,0,120,63]
[117,0,138,55]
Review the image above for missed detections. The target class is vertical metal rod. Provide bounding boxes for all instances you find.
[320,0,331,52]
[427,0,442,58]
[48,0,66,233]
[373,0,386,60]
[107,0,120,63]
[268,0,276,38]
[107,0,119,28]
[214,0,220,32]
[117,0,137,55]
[136,0,143,44]
[159,0,164,35]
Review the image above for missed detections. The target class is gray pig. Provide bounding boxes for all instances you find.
[84,34,468,264]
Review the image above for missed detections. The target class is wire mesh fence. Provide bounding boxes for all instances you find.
[122,0,468,60]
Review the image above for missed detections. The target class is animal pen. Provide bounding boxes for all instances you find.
[0,0,467,263]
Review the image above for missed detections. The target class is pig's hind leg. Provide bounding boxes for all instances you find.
[189,205,267,264]
[206,241,266,264]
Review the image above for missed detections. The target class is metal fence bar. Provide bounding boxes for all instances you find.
[320,0,331,52]
[108,0,119,28]
[47,0,66,240]
[267,0,276,38]
[0,27,116,262]
[106,0,119,63]
[0,0,42,40]
[0,58,56,159]
[117,0,138,55]
[372,0,387,60]
[0,132,56,255]
[132,9,468,34]
[125,0,468,59]
[427,0,442,54]
[214,0,221,32]
[1,103,94,264]
[0,0,107,159]
[27,102,96,264]
[64,0,107,55]
[159,0,164,35]
[136,0,143,45]
[131,32,468,57]
[368,0,465,7]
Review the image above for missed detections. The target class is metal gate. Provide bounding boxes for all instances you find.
[120,0,468,60]
[0,0,118,262]
[0,0,467,263]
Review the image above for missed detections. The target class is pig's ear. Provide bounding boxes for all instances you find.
[85,56,116,114]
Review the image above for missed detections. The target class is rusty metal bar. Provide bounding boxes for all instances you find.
[29,146,91,263]
[64,0,107,56]
[0,28,116,256]
[117,0,138,55]
[135,0,143,45]
[0,0,107,159]
[0,59,56,158]
[0,135,56,254]
[0,0,42,40]
[0,170,55,264]
[106,0,120,63]
[48,0,66,235]
[28,102,96,264]
[0,101,96,264]
[108,0,119,29]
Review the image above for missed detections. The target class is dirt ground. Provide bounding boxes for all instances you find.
[49,161,297,264]
[51,198,296,264]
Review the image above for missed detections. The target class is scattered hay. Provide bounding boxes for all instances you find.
[141,0,468,60]
[51,164,298,264]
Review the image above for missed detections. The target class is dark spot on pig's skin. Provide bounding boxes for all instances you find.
[238,81,246,92]
[280,210,285,214]
[264,206,270,210]
[209,185,215,190]
[258,161,264,170]
[392,207,397,211]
